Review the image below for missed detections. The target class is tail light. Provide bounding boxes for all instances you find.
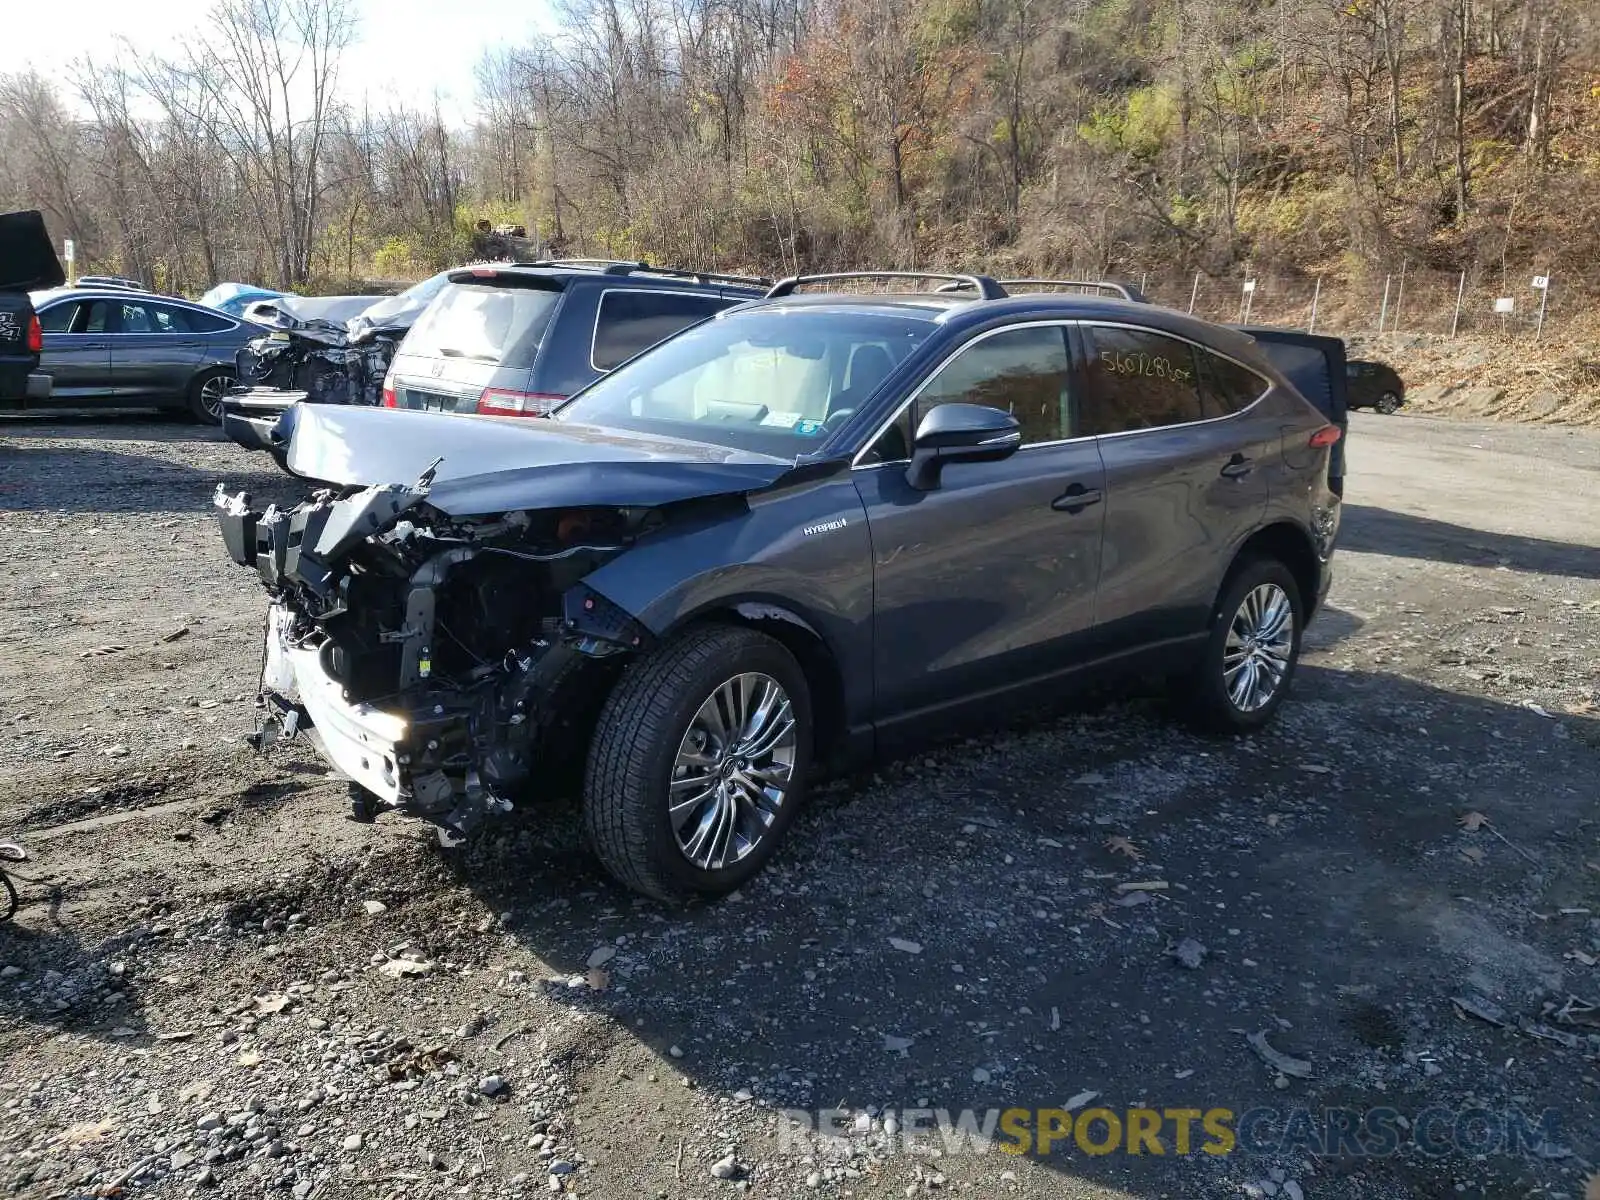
[381,374,397,408]
[25,314,42,354]
[476,389,564,417]
[1308,425,1342,448]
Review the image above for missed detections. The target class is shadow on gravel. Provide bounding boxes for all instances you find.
[0,903,155,1045]
[0,443,303,514]
[0,411,208,440]
[1340,503,1600,580]
[444,662,1596,1196]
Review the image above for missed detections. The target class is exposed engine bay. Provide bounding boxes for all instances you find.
[215,479,666,841]
[236,322,398,407]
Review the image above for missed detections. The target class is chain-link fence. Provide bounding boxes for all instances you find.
[1109,265,1596,341]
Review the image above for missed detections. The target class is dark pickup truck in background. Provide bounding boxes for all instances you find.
[0,210,66,406]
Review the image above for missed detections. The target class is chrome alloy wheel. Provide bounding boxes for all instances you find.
[669,672,797,870]
[1222,582,1294,713]
[199,373,233,419]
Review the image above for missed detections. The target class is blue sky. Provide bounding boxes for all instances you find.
[2,0,552,124]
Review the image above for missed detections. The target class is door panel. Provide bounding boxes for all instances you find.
[856,323,1106,728]
[109,301,203,396]
[858,446,1107,725]
[1079,323,1272,649]
[37,301,112,397]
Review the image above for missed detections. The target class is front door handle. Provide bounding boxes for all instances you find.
[1220,453,1254,479]
[1052,483,1104,514]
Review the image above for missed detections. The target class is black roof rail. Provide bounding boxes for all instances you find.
[605,263,772,288]
[767,271,1007,301]
[507,258,770,288]
[997,278,1147,303]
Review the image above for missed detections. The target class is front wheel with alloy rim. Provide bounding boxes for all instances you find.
[1183,558,1303,733]
[583,625,813,903]
[187,368,234,423]
[1375,391,1401,414]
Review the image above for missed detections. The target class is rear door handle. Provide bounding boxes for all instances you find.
[1220,453,1254,479]
[1052,483,1103,513]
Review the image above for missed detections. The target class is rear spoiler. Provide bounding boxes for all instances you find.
[446,267,567,291]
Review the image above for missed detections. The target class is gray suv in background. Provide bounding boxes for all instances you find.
[31,286,263,421]
[383,261,769,417]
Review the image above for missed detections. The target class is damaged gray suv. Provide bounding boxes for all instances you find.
[216,272,1341,903]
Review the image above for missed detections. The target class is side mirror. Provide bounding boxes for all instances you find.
[905,402,1021,490]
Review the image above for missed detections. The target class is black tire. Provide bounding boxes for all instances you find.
[583,625,812,903]
[1182,557,1303,734]
[1375,391,1401,415]
[187,368,234,424]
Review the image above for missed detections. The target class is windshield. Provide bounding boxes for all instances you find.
[551,308,931,454]
[402,281,561,366]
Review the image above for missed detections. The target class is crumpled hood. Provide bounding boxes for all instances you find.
[280,403,795,515]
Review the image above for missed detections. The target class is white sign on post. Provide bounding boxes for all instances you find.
[1531,275,1549,290]
[1242,279,1257,294]
[63,238,74,261]
[1493,297,1515,313]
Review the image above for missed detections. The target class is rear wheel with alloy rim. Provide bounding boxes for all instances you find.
[1183,558,1303,733]
[584,625,812,903]
[1375,391,1401,414]
[188,368,234,423]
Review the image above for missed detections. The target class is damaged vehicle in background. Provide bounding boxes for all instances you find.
[223,260,769,472]
[215,272,1342,902]
[221,275,458,459]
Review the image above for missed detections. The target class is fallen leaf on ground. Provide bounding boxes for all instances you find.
[1105,835,1142,861]
[237,1050,262,1067]
[1458,811,1490,831]
[53,1120,118,1148]
[1461,847,1486,865]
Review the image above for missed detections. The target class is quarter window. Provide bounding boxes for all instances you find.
[1197,350,1267,417]
[1081,326,1204,434]
[592,291,732,372]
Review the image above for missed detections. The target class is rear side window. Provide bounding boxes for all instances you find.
[182,308,233,333]
[403,282,561,367]
[1197,350,1267,417]
[592,290,731,371]
[37,303,78,333]
[1081,326,1203,434]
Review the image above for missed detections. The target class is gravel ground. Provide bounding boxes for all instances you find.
[1,409,1598,1200]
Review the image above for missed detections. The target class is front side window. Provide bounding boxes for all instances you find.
[591,291,733,371]
[1081,325,1203,434]
[553,308,931,455]
[860,324,1073,465]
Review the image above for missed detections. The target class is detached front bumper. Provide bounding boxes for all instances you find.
[260,605,408,804]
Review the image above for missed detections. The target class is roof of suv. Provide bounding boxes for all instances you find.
[747,285,1262,359]
[446,259,771,292]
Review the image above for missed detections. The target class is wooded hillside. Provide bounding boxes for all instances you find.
[0,0,1594,305]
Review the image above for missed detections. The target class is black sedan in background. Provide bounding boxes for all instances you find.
[30,286,265,421]
[1346,358,1405,414]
